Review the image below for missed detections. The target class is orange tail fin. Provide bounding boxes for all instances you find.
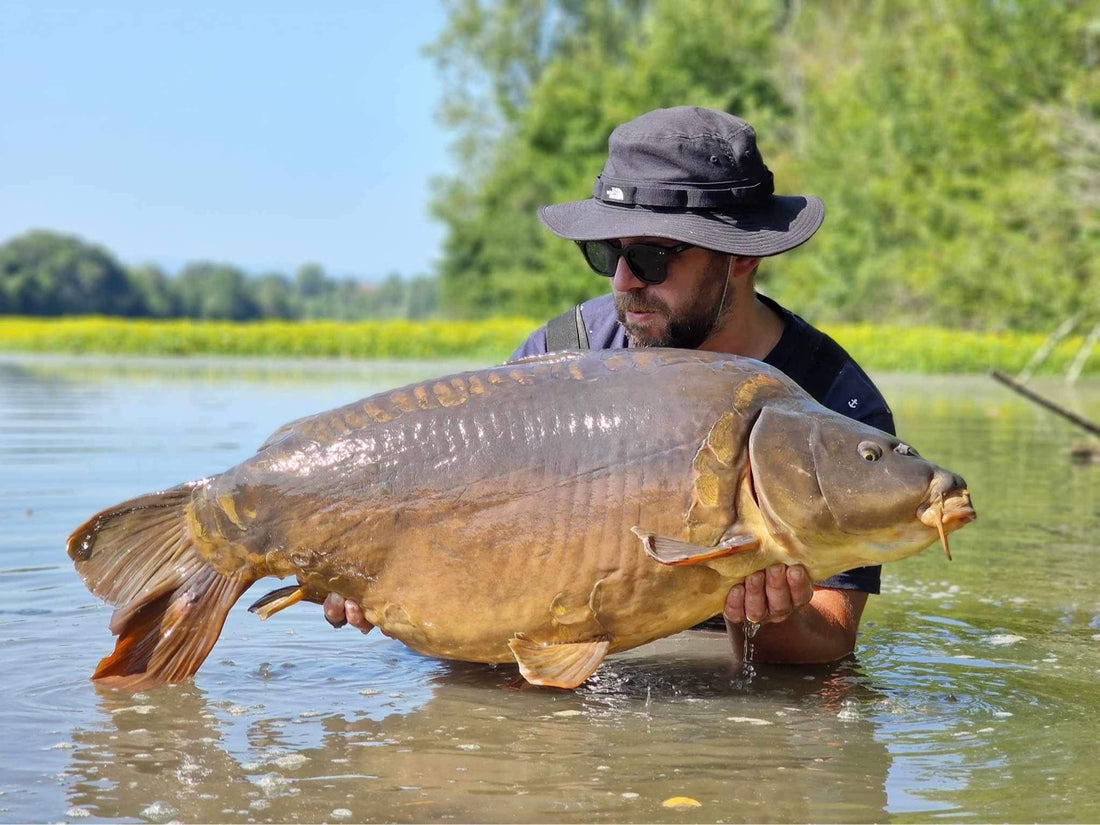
[67,482,254,691]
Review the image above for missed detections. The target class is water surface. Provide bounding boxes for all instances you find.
[1,355,1097,823]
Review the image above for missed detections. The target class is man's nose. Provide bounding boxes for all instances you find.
[610,256,645,290]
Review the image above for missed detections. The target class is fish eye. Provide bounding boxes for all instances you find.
[894,442,920,457]
[858,441,883,461]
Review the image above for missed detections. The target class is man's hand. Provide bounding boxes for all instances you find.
[322,594,374,634]
[722,563,867,664]
[722,563,814,626]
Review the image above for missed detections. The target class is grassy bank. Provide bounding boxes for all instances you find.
[0,315,1094,375]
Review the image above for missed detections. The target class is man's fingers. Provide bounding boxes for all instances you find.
[723,583,746,624]
[724,565,813,626]
[322,593,348,628]
[787,565,814,608]
[344,599,374,634]
[764,564,794,620]
[742,570,767,624]
[322,593,374,633]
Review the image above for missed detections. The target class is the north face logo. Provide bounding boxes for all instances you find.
[605,186,625,201]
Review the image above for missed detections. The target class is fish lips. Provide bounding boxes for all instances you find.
[918,486,977,533]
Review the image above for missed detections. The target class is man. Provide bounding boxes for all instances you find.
[326,106,894,665]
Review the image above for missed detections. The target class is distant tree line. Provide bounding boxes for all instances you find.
[0,229,439,320]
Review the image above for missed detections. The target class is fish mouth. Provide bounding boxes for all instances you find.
[918,487,976,561]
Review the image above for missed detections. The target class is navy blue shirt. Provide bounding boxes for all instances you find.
[511,292,894,594]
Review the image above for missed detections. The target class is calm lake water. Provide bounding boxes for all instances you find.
[1,354,1098,824]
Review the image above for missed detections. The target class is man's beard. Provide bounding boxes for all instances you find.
[614,263,730,349]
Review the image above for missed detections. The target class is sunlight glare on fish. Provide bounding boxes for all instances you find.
[582,412,623,434]
[266,445,321,476]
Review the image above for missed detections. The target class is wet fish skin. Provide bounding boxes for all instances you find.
[67,349,974,691]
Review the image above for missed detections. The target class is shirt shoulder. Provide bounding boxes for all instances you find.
[826,363,895,435]
[509,295,625,360]
[760,294,894,435]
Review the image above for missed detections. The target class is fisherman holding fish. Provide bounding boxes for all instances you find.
[325,106,897,666]
[70,106,973,691]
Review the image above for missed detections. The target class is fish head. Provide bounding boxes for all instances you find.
[747,406,975,575]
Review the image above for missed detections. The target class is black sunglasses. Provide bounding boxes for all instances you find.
[577,239,693,285]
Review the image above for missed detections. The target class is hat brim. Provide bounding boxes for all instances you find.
[538,195,824,257]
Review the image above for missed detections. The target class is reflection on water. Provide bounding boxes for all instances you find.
[63,634,893,824]
[1,355,1097,823]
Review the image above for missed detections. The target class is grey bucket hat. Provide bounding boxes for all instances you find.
[538,106,824,257]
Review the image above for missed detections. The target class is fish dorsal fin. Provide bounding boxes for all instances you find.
[632,527,759,566]
[685,411,751,545]
[507,635,610,688]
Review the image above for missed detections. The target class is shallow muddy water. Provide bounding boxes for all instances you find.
[1,355,1097,823]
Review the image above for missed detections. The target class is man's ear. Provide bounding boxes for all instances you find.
[729,255,762,279]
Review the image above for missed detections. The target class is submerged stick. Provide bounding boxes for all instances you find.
[990,369,1100,437]
[1015,312,1082,383]
[1066,322,1100,385]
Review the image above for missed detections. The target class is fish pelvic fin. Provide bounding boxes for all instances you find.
[248,584,308,619]
[67,483,254,691]
[631,527,759,566]
[507,635,610,689]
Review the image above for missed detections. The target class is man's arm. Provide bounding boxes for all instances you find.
[721,564,868,663]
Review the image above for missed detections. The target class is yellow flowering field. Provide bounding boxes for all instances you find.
[0,316,1094,375]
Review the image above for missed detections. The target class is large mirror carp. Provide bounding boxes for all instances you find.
[68,349,974,691]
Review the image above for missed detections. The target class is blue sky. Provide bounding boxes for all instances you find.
[0,1,454,281]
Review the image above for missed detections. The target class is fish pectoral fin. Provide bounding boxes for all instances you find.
[248,585,308,620]
[507,635,610,689]
[631,527,759,566]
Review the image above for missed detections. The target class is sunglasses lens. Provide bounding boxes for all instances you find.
[624,246,667,285]
[579,240,679,284]
[580,240,619,276]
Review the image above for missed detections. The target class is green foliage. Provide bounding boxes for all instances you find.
[429,0,1098,330]
[175,262,260,321]
[253,272,299,320]
[0,230,145,316]
[0,230,440,321]
[127,264,179,318]
[773,1,1099,332]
